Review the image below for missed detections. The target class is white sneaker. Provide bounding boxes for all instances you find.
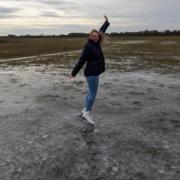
[82,111,95,125]
[80,108,86,116]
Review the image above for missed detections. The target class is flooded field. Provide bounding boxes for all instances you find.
[0,36,180,179]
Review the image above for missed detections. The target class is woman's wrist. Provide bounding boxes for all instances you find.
[104,15,109,22]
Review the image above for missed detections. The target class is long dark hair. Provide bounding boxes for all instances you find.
[88,29,104,44]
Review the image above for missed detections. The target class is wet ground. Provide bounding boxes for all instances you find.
[0,37,180,179]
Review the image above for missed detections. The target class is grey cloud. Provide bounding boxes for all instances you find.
[15,0,69,5]
[0,0,180,35]
[0,6,20,19]
[0,6,19,14]
[40,11,87,18]
[0,15,19,19]
[17,0,79,8]
[37,0,68,5]
[40,11,60,17]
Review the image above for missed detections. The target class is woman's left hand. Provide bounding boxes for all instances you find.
[69,74,75,80]
[104,15,109,22]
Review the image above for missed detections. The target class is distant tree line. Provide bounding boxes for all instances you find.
[3,30,180,38]
[110,30,180,36]
[6,33,88,38]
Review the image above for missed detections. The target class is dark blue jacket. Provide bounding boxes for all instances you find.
[71,20,110,77]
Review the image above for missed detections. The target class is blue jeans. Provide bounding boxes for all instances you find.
[84,75,99,111]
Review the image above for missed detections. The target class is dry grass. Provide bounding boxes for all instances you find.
[0,37,86,59]
[1,36,180,59]
[0,36,180,73]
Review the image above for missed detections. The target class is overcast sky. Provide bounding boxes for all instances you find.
[0,0,180,35]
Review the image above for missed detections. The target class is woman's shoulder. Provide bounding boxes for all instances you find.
[84,40,93,49]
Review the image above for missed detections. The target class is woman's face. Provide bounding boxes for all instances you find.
[90,32,100,43]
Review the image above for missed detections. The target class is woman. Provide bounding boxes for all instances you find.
[69,15,110,125]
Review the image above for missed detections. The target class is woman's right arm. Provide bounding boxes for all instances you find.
[70,44,89,77]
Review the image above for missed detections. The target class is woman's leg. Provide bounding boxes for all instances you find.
[85,75,99,111]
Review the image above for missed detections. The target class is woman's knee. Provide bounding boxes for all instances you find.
[88,93,96,101]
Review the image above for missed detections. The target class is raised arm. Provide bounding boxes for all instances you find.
[99,15,110,34]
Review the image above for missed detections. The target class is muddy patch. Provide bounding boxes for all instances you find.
[0,37,180,179]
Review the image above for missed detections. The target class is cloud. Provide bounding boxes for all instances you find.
[40,11,60,17]
[0,6,20,15]
[0,6,18,13]
[0,0,179,35]
[0,6,20,19]
[37,0,70,6]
